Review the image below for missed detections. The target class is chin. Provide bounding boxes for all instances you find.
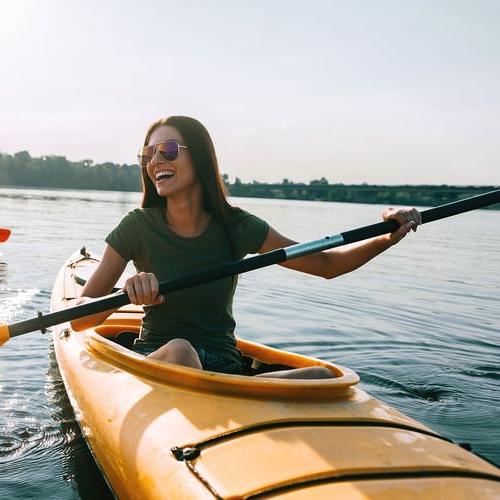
[155,184,173,197]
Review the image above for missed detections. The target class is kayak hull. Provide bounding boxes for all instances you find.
[51,251,500,499]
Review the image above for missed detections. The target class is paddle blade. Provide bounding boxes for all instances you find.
[0,228,11,243]
[0,325,10,346]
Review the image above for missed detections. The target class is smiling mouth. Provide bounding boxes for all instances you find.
[155,170,175,182]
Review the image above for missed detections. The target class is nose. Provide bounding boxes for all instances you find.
[150,145,163,165]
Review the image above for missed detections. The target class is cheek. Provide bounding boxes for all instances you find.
[184,161,198,181]
[187,167,197,181]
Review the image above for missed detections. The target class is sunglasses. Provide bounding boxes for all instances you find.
[137,140,188,167]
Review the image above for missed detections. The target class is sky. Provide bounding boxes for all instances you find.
[0,0,499,185]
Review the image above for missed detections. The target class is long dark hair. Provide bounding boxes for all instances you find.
[140,116,238,259]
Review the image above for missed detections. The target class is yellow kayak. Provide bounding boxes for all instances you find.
[50,250,500,499]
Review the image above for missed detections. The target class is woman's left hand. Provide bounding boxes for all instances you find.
[382,207,422,245]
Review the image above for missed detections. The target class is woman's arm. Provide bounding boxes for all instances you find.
[258,207,422,279]
[70,244,128,331]
[71,244,165,331]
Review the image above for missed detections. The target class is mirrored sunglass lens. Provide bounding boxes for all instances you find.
[137,146,154,166]
[159,141,179,161]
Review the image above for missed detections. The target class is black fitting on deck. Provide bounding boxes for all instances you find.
[171,446,200,461]
[37,311,47,334]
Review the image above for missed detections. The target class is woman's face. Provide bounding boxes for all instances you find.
[146,125,200,199]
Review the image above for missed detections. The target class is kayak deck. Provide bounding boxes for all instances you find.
[50,250,500,499]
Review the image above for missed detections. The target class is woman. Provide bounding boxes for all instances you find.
[72,116,421,378]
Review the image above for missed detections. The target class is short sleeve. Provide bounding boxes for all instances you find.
[105,211,140,262]
[231,209,270,256]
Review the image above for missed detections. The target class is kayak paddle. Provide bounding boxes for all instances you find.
[1,189,499,346]
[0,228,11,243]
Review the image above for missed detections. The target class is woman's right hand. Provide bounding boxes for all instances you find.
[382,207,422,246]
[123,272,165,306]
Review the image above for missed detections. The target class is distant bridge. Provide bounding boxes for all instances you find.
[227,183,500,207]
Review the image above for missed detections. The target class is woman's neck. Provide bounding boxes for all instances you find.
[164,196,211,238]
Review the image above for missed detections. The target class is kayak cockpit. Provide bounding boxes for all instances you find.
[95,322,336,376]
[83,320,360,400]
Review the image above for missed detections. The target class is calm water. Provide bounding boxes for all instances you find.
[0,186,499,498]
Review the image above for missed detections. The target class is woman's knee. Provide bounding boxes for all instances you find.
[148,338,201,368]
[164,338,196,355]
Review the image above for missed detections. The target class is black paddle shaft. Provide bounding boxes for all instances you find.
[7,189,500,338]
[341,188,500,244]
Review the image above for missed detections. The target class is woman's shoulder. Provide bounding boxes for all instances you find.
[113,207,160,232]
[227,206,258,224]
[125,206,160,220]
[225,206,270,255]
[226,206,269,233]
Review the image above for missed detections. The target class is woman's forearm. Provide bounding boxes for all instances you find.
[324,234,393,279]
[69,297,118,331]
[323,209,420,279]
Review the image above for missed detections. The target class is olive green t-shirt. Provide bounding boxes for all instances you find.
[105,206,269,363]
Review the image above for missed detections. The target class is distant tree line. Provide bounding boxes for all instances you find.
[1,151,498,208]
[0,151,140,191]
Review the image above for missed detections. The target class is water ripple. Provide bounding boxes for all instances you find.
[0,424,79,462]
[0,288,40,323]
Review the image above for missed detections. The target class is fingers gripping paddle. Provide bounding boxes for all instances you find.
[0,228,11,243]
[1,189,499,345]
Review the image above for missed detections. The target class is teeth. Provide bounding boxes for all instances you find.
[155,170,174,180]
